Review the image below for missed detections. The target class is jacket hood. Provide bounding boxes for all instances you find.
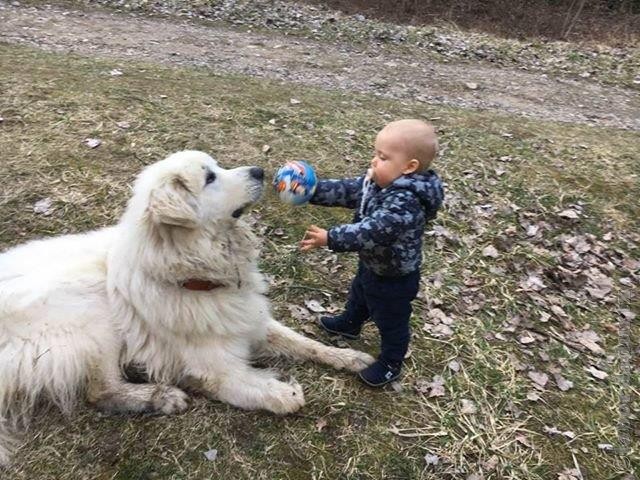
[387,170,444,220]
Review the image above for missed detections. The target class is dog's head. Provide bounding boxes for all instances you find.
[135,151,264,229]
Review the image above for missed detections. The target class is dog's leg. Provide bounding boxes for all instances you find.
[182,347,305,415]
[86,358,189,416]
[262,319,375,372]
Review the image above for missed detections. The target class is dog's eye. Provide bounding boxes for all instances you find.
[205,171,216,185]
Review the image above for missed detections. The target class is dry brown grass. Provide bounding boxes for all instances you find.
[0,43,638,479]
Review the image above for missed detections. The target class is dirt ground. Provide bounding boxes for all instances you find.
[1,1,638,131]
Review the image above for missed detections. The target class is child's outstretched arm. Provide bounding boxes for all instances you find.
[310,177,365,209]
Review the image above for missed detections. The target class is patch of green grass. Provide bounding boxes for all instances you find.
[1,43,638,479]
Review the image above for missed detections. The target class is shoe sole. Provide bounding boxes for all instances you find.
[358,371,402,387]
[318,320,360,340]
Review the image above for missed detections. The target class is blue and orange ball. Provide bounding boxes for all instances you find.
[273,161,317,205]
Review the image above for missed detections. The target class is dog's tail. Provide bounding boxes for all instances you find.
[0,420,16,467]
[0,330,90,465]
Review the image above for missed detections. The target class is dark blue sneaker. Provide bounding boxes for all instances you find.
[318,315,361,340]
[358,360,402,387]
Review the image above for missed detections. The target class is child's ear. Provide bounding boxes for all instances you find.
[402,159,420,174]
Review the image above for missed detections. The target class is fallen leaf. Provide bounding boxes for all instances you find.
[622,258,639,271]
[526,391,541,402]
[519,274,546,291]
[519,333,536,345]
[526,224,540,237]
[528,371,549,387]
[432,324,454,337]
[390,381,403,393]
[316,417,328,432]
[573,330,604,354]
[427,308,454,325]
[304,299,326,313]
[299,324,316,336]
[585,287,609,299]
[585,366,608,380]
[557,468,581,480]
[460,399,477,415]
[553,374,574,391]
[619,309,636,320]
[482,245,499,258]
[558,209,580,219]
[416,375,446,398]
[448,360,461,373]
[515,434,534,448]
[482,455,499,471]
[551,305,568,317]
[544,426,575,439]
[287,304,311,322]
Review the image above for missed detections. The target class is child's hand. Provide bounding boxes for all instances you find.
[300,225,328,251]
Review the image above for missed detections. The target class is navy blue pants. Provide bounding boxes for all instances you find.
[340,263,420,367]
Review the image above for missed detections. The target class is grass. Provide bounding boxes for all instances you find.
[0,42,639,479]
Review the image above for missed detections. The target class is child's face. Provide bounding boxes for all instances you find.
[369,127,417,188]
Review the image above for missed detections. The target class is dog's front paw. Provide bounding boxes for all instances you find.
[151,385,190,414]
[336,349,376,372]
[264,379,305,415]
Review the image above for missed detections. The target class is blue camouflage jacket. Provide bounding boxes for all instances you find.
[311,171,444,276]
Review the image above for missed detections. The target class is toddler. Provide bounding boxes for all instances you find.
[300,119,444,387]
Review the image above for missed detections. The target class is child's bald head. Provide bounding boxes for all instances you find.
[380,119,438,171]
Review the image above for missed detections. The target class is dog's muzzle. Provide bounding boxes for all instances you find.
[232,168,265,218]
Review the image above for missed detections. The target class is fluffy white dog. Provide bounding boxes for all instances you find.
[0,151,374,465]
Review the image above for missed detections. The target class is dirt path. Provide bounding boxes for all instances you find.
[1,1,639,130]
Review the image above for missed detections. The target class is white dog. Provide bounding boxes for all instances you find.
[0,151,374,465]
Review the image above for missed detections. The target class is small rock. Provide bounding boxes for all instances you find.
[424,453,439,466]
[84,138,101,149]
[203,449,218,461]
[33,198,54,216]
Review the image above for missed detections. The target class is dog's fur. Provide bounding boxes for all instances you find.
[0,151,374,465]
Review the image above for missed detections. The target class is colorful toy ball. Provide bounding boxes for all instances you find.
[273,160,317,205]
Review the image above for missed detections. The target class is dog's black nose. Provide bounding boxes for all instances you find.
[249,167,264,181]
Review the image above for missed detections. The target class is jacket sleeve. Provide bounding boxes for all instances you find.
[310,176,364,209]
[327,191,421,252]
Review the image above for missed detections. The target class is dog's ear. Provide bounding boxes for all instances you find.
[148,175,199,228]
